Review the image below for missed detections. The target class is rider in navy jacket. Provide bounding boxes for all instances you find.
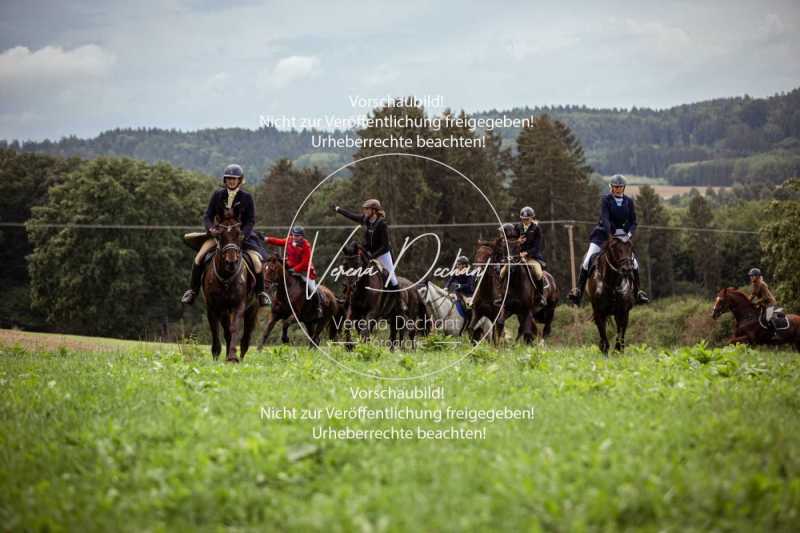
[181,164,269,306]
[569,175,648,306]
[589,193,637,246]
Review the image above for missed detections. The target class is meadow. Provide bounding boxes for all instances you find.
[1,322,799,531]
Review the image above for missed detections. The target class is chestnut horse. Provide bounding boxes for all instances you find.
[202,209,258,362]
[257,253,341,347]
[711,287,800,351]
[587,235,635,355]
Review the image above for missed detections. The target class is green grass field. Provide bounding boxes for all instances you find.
[1,336,799,531]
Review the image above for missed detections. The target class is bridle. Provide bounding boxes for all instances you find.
[602,238,634,276]
[211,222,244,287]
[425,281,457,314]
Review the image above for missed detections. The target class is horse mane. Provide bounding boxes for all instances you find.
[722,287,750,304]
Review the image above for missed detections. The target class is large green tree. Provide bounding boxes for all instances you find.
[761,178,800,310]
[254,158,324,230]
[635,185,675,298]
[684,193,721,296]
[512,115,598,291]
[27,157,214,337]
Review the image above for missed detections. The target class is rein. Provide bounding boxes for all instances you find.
[212,242,244,287]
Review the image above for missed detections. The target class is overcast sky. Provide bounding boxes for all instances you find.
[1,0,798,141]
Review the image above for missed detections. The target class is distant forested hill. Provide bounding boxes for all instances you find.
[475,88,800,185]
[2,127,352,182]
[4,88,800,185]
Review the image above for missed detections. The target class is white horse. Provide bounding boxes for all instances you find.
[417,281,466,336]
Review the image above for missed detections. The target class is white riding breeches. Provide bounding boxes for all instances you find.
[581,243,638,271]
[376,251,399,286]
[300,275,318,299]
[580,243,602,270]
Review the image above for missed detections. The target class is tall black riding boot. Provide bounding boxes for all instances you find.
[181,263,203,305]
[632,269,649,304]
[568,268,588,306]
[534,276,547,307]
[255,271,269,307]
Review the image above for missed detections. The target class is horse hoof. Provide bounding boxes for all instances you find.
[226,357,239,364]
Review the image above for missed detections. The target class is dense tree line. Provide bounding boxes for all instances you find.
[5,88,799,188]
[2,112,799,339]
[4,127,351,184]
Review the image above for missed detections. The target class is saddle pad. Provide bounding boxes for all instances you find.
[184,232,209,252]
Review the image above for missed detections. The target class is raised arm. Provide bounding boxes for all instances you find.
[265,236,287,246]
[333,205,365,224]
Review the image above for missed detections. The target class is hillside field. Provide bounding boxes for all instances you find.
[1,321,799,530]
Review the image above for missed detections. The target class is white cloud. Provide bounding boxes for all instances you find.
[0,44,115,83]
[266,55,320,89]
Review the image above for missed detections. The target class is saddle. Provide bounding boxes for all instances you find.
[761,307,790,330]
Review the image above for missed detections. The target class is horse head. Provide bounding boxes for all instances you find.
[712,287,751,319]
[263,253,283,285]
[341,241,369,296]
[604,235,634,276]
[216,209,243,273]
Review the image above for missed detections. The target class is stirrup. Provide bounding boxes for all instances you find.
[181,289,197,305]
[636,291,649,304]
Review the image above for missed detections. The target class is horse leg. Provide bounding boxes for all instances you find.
[594,313,610,356]
[281,320,291,344]
[529,312,538,345]
[614,309,629,353]
[226,306,245,363]
[542,306,554,339]
[207,309,221,360]
[240,305,257,360]
[389,319,397,352]
[220,313,232,360]
[257,313,279,351]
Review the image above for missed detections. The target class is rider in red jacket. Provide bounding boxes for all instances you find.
[265,226,323,317]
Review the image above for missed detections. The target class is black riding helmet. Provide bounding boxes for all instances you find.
[456,255,469,266]
[222,164,244,182]
[500,223,517,238]
[291,225,305,237]
[748,267,762,277]
[520,206,535,219]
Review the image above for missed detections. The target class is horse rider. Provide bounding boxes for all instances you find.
[332,199,400,289]
[498,207,547,307]
[568,174,649,306]
[265,225,325,318]
[181,164,269,307]
[446,255,476,321]
[748,267,781,340]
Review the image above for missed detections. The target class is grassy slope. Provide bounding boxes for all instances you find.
[1,339,798,531]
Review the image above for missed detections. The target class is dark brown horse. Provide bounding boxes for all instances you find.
[498,237,559,343]
[202,209,258,362]
[468,239,504,345]
[711,287,800,351]
[257,253,341,347]
[339,242,426,351]
[586,235,635,355]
